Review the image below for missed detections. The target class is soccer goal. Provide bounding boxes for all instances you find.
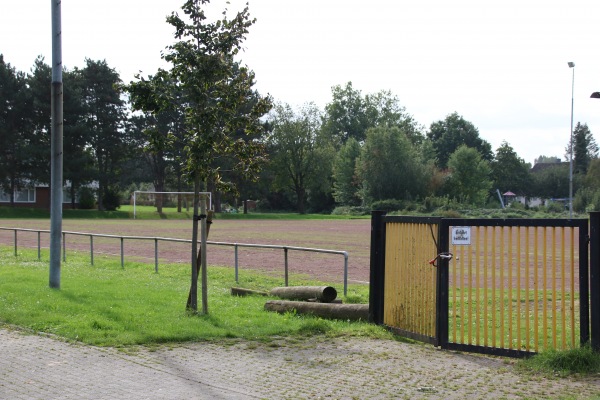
[132,191,212,219]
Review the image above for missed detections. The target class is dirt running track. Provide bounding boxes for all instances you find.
[0,218,372,286]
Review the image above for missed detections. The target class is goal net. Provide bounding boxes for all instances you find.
[132,191,212,219]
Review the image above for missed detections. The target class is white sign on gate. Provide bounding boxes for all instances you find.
[451,226,471,245]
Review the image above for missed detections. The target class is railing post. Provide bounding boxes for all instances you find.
[120,237,124,268]
[284,247,289,287]
[14,230,17,257]
[234,244,239,283]
[154,239,159,273]
[343,252,348,297]
[90,235,94,266]
[589,212,600,350]
[37,231,41,260]
[369,211,386,324]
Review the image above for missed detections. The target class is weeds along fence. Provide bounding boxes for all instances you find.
[0,227,349,296]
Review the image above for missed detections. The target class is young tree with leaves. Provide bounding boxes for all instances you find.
[446,145,492,205]
[126,0,272,313]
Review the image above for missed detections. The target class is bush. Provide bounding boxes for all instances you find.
[370,199,404,213]
[77,187,96,210]
[101,187,122,211]
[545,201,565,214]
[331,206,369,216]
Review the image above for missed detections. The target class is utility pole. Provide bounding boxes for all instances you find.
[49,0,63,288]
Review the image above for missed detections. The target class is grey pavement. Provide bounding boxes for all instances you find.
[1,326,600,400]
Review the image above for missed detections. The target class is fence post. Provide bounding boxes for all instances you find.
[234,244,239,283]
[37,231,41,260]
[120,237,124,268]
[369,211,386,324]
[589,212,600,350]
[436,219,450,348]
[90,235,94,266]
[14,230,17,256]
[62,232,66,261]
[284,247,289,286]
[154,239,158,273]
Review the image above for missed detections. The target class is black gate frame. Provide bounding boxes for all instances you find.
[370,211,600,357]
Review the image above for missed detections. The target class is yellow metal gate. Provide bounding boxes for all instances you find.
[382,217,439,344]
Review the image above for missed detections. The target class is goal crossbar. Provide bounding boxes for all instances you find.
[133,191,212,219]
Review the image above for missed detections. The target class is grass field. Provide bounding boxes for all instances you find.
[0,246,384,346]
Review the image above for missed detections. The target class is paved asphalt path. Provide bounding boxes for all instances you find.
[2,326,600,399]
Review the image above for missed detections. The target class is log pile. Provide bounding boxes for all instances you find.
[231,285,369,321]
[264,300,369,321]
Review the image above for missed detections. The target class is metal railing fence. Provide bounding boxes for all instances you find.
[0,227,349,295]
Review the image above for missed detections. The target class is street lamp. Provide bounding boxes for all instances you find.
[568,62,575,219]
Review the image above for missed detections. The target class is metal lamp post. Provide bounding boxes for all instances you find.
[568,62,575,219]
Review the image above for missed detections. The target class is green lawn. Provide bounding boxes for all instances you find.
[0,246,382,346]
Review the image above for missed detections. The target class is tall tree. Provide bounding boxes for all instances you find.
[531,163,569,199]
[427,112,492,169]
[267,102,334,214]
[491,141,531,195]
[357,126,428,203]
[446,145,492,205]
[321,82,421,146]
[0,55,33,205]
[332,137,362,206]
[27,57,52,185]
[79,59,128,210]
[566,122,598,175]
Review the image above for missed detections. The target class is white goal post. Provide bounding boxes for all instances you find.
[132,191,212,219]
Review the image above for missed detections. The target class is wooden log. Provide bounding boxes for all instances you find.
[231,287,269,297]
[269,286,337,303]
[264,300,369,321]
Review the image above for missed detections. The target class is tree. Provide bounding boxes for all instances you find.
[79,59,128,210]
[0,55,33,205]
[126,0,272,313]
[357,126,428,203]
[534,155,561,164]
[446,145,492,205]
[267,102,334,214]
[491,141,531,195]
[332,137,362,206]
[531,163,569,199]
[427,112,492,169]
[321,82,422,146]
[566,122,598,175]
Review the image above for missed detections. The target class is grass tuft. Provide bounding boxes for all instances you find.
[518,344,600,377]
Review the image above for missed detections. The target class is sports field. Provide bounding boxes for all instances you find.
[0,218,372,285]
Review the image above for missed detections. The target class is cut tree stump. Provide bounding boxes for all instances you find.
[265,300,368,321]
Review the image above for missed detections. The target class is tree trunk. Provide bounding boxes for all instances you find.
[264,301,369,321]
[269,286,337,303]
[186,209,214,309]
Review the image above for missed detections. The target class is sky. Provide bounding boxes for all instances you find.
[1,0,600,165]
